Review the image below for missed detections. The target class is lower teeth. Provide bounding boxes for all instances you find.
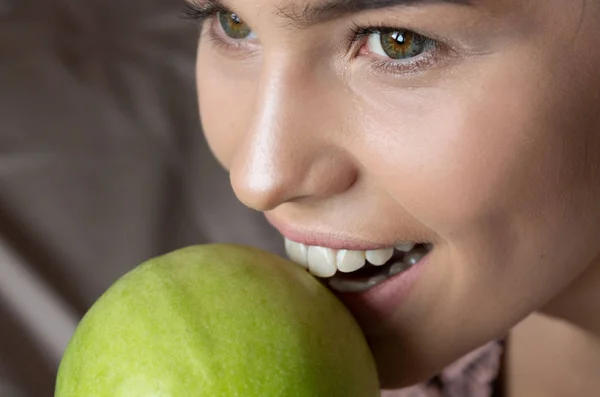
[389,261,410,275]
[328,274,388,293]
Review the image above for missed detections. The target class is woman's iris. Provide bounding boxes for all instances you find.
[217,11,253,39]
[378,30,428,60]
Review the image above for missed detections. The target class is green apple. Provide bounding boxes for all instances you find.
[55,244,379,397]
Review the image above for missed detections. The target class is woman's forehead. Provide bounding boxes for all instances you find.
[203,0,526,10]
[194,0,554,23]
[267,0,476,27]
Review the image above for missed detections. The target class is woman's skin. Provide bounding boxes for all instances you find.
[191,0,600,394]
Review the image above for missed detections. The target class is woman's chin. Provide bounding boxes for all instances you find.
[370,341,444,389]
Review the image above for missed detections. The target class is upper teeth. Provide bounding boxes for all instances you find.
[284,238,309,268]
[307,246,337,278]
[336,250,366,273]
[394,242,415,252]
[284,238,416,278]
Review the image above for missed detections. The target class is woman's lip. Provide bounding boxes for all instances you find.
[332,253,429,325]
[264,213,397,251]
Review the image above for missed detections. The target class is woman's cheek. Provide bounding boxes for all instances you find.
[196,57,252,170]
[350,86,512,236]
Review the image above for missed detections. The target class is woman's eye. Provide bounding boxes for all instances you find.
[217,10,255,40]
[366,30,429,60]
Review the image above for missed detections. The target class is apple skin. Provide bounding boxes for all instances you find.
[55,244,380,397]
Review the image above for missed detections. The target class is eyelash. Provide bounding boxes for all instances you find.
[182,1,443,75]
[348,22,440,74]
[183,1,249,51]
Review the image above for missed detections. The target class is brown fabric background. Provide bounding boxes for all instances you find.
[0,1,282,395]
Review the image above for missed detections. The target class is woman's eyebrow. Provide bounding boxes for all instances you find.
[276,0,473,28]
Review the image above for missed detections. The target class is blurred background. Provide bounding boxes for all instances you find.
[0,1,283,395]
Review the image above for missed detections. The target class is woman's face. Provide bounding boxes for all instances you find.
[193,0,600,387]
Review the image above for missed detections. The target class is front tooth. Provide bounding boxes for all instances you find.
[394,242,415,252]
[336,250,366,273]
[307,246,337,278]
[404,247,427,266]
[365,247,394,266]
[284,238,308,269]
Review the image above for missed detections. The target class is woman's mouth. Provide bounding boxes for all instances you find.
[284,238,433,293]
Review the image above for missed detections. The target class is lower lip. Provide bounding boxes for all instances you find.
[330,254,429,327]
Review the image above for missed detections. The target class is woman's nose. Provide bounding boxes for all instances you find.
[229,66,357,212]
